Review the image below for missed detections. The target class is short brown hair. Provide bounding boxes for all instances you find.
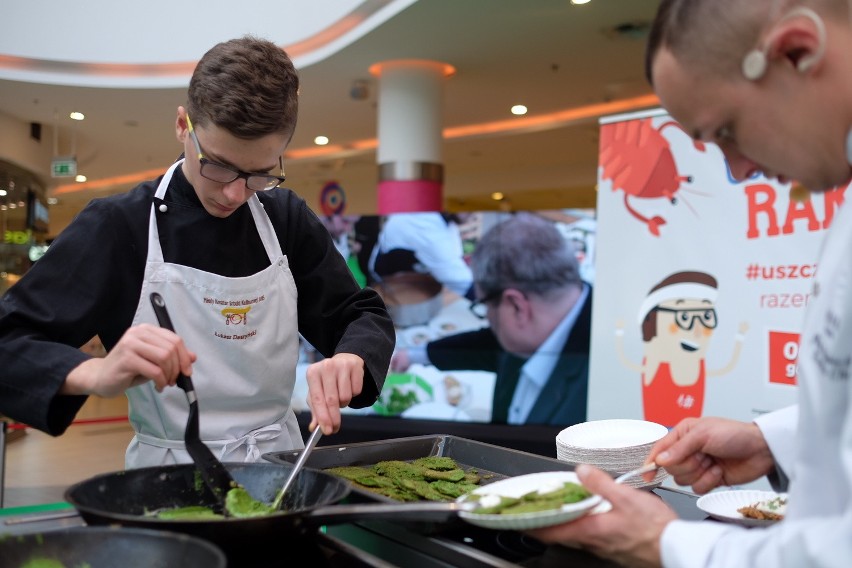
[645,0,848,85]
[187,35,299,140]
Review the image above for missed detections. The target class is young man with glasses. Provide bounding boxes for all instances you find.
[390,212,592,426]
[0,36,395,468]
[524,1,852,566]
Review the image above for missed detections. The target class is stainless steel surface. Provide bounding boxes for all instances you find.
[2,509,80,526]
[1,510,86,535]
[274,426,323,510]
[378,161,444,182]
[264,434,581,505]
[306,500,479,525]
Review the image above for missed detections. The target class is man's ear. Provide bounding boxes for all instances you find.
[175,106,188,143]
[503,288,531,323]
[765,7,827,74]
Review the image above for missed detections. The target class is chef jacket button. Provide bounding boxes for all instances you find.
[158,204,168,213]
[278,259,284,266]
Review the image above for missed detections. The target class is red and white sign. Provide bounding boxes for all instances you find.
[589,108,846,425]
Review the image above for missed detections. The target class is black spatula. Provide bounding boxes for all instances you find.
[149,292,236,511]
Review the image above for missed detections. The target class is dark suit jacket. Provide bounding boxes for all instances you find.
[425,287,592,427]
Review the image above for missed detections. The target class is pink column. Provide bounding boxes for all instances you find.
[369,59,455,214]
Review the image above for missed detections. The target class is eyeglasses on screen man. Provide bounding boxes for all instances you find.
[469,290,504,319]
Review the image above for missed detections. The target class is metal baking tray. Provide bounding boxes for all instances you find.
[262,434,575,504]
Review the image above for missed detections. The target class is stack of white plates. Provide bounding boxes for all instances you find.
[555,419,670,489]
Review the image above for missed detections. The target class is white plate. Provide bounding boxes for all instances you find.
[696,490,786,527]
[429,317,463,337]
[556,419,668,450]
[402,326,435,347]
[457,471,602,530]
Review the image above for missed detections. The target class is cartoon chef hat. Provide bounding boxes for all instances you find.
[636,274,718,325]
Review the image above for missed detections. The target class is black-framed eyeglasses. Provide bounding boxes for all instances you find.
[186,114,286,192]
[655,307,718,330]
[469,290,504,319]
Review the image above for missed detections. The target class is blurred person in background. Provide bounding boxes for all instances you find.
[319,212,366,286]
[369,211,476,301]
[391,212,592,426]
[319,213,359,260]
[524,1,852,566]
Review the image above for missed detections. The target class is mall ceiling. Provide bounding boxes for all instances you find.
[0,0,662,232]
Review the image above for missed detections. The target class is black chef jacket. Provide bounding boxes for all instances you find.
[0,165,395,435]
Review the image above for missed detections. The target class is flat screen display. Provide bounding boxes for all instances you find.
[294,209,596,455]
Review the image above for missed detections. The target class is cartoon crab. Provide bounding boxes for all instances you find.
[600,118,706,236]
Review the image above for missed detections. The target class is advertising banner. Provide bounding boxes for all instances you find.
[589,108,846,426]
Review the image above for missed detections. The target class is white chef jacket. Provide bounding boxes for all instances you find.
[370,212,473,297]
[660,197,852,568]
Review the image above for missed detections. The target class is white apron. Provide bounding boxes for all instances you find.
[124,160,302,469]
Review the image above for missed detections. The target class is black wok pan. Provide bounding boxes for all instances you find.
[64,462,474,567]
[0,526,226,568]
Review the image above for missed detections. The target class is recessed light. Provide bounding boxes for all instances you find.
[75,175,87,182]
[571,0,592,4]
[69,112,85,121]
[491,192,505,201]
[511,105,528,116]
[314,136,329,146]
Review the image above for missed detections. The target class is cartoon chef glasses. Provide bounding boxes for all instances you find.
[653,306,718,331]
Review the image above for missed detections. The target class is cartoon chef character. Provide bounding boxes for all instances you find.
[615,270,748,427]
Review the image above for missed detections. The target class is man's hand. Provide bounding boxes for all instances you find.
[305,353,365,435]
[62,323,196,397]
[648,417,774,494]
[390,349,411,373]
[525,464,675,568]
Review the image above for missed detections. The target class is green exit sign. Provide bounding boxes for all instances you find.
[51,156,77,178]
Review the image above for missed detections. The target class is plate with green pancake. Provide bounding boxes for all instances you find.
[456,471,603,530]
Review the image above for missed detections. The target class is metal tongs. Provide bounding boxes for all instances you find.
[272,426,323,510]
[149,292,236,512]
[614,462,660,484]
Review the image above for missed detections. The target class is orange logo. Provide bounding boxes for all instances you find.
[221,306,251,325]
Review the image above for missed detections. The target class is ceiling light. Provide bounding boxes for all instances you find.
[511,105,528,116]
[314,136,329,146]
[69,112,85,121]
[571,0,592,4]
[75,174,87,182]
[47,197,58,205]
[491,192,505,201]
[0,189,6,197]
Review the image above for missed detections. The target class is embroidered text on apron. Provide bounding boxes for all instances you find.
[125,159,302,468]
